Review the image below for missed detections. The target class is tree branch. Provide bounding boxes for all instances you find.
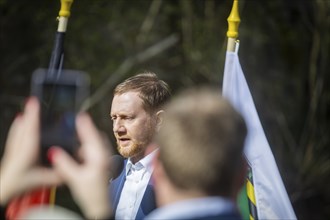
[80,34,179,111]
[136,0,163,47]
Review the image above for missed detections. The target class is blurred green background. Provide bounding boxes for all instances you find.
[0,0,329,219]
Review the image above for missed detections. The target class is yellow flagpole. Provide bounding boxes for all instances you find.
[226,0,240,52]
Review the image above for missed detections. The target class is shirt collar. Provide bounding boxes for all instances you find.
[125,149,158,176]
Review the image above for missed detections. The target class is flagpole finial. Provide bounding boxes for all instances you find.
[59,0,74,18]
[227,0,241,39]
[226,0,240,52]
[57,0,74,32]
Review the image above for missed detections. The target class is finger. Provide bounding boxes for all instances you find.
[3,113,24,158]
[29,168,63,187]
[76,113,106,158]
[4,96,39,155]
[12,97,41,167]
[24,96,40,114]
[99,131,114,155]
[50,147,80,183]
[21,97,40,150]
[76,113,101,146]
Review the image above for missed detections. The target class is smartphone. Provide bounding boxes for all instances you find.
[31,68,90,165]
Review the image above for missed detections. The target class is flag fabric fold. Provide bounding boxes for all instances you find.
[6,187,52,219]
[222,49,296,220]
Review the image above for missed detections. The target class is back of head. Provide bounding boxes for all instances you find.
[155,87,247,197]
[114,72,171,113]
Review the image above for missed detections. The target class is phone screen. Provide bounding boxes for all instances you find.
[31,68,89,165]
[40,83,79,165]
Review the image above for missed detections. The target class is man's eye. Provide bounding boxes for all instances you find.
[125,116,134,120]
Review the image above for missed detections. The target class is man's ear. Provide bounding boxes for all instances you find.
[155,110,164,132]
[151,150,171,207]
[152,150,163,185]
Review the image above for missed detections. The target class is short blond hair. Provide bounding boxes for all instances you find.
[155,87,247,196]
[114,72,171,113]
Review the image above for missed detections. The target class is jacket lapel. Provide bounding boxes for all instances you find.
[109,159,127,212]
[136,179,157,219]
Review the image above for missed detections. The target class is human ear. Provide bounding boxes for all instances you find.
[155,110,164,132]
[152,151,162,185]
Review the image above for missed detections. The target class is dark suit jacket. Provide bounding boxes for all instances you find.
[108,159,157,220]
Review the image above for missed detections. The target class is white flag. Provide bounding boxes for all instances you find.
[222,49,296,219]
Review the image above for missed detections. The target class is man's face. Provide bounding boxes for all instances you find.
[110,91,156,162]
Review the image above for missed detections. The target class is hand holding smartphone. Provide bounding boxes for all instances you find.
[31,68,90,166]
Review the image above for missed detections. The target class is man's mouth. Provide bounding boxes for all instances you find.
[118,138,131,145]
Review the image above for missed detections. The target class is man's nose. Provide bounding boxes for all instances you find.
[113,119,126,133]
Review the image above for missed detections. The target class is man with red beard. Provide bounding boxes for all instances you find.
[108,72,171,220]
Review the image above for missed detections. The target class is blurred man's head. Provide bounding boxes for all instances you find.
[110,72,171,163]
[153,87,247,205]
